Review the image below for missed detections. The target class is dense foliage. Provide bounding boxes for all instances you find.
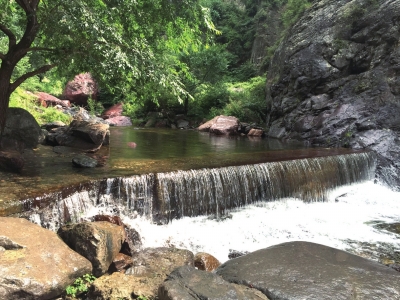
[0,0,214,130]
[1,0,314,128]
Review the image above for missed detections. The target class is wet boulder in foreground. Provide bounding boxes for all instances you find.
[0,217,92,300]
[158,265,269,300]
[57,221,125,277]
[216,241,400,300]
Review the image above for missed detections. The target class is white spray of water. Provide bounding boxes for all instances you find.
[83,181,400,264]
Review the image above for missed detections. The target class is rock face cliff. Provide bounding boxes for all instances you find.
[266,0,400,188]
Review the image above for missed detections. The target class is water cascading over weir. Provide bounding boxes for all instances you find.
[27,152,376,228]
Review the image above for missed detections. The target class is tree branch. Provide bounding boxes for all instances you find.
[9,63,57,93]
[0,23,17,49]
[27,47,57,53]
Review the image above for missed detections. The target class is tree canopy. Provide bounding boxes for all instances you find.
[0,0,214,134]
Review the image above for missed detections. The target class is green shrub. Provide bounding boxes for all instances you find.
[9,88,72,125]
[222,76,267,123]
[65,274,96,298]
[86,97,104,116]
[281,0,312,29]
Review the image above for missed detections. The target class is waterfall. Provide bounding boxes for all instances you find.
[28,152,376,229]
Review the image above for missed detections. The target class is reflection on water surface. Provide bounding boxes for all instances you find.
[0,128,364,215]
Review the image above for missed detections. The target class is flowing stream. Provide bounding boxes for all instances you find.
[92,181,400,264]
[2,128,399,265]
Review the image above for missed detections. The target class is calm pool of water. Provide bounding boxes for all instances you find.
[0,128,362,215]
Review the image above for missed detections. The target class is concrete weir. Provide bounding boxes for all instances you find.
[21,151,376,229]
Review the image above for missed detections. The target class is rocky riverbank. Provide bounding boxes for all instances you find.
[1,216,400,300]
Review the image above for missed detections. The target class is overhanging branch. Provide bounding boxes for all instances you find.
[0,23,17,48]
[27,47,57,53]
[9,63,57,93]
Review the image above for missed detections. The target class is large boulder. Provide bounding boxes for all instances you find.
[88,247,194,300]
[216,241,400,300]
[2,108,41,149]
[0,217,92,300]
[63,73,98,106]
[57,221,125,277]
[45,118,110,151]
[158,265,269,300]
[198,115,240,135]
[266,0,400,187]
[69,119,110,146]
[101,103,123,119]
[105,116,132,127]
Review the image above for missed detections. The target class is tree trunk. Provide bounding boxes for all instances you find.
[184,94,189,115]
[0,65,13,141]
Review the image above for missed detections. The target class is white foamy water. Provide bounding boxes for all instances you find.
[84,181,400,264]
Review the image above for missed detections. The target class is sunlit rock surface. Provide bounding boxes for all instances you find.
[198,115,240,135]
[57,221,125,277]
[88,247,194,300]
[0,217,91,300]
[216,241,400,300]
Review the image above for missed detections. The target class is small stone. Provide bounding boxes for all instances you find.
[194,252,221,271]
[72,155,98,168]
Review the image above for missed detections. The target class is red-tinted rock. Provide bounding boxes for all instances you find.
[63,73,98,106]
[210,116,239,135]
[194,252,221,272]
[198,115,239,135]
[106,116,132,126]
[198,116,218,132]
[93,215,124,226]
[101,103,123,119]
[108,253,134,273]
[35,92,71,108]
[247,128,264,137]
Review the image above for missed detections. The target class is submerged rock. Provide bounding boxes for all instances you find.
[0,150,24,173]
[72,155,98,168]
[216,241,400,300]
[0,217,91,300]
